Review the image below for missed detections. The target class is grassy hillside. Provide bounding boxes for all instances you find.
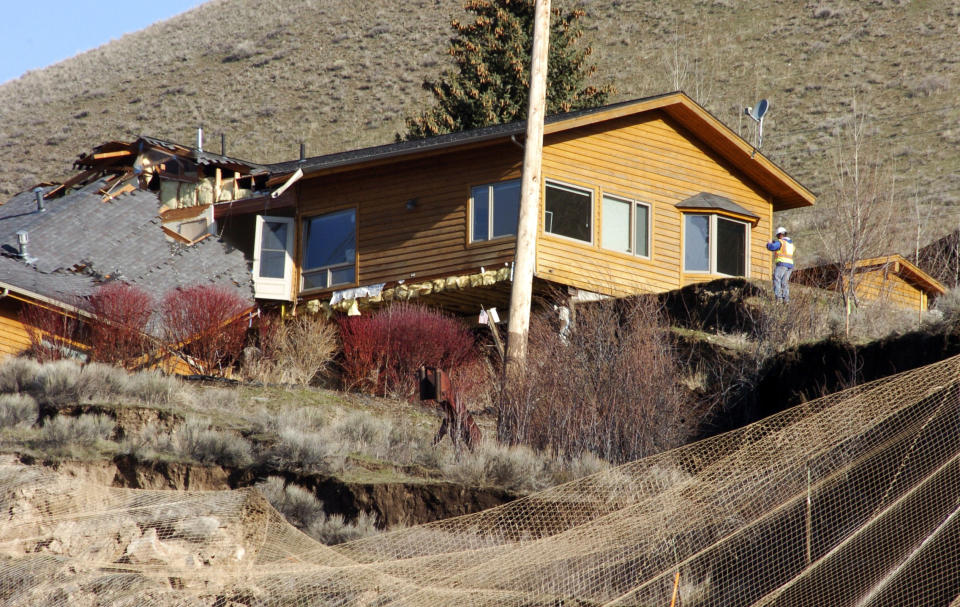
[0,0,958,260]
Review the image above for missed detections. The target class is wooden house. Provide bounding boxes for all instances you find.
[0,91,816,364]
[215,92,815,316]
[793,254,945,315]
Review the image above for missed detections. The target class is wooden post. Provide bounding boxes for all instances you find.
[506,0,550,376]
[669,570,681,607]
[805,465,813,566]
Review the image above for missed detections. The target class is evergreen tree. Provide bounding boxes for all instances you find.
[403,0,612,139]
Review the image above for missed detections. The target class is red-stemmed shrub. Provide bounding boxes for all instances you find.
[338,303,480,399]
[18,300,86,363]
[87,283,154,369]
[160,284,250,376]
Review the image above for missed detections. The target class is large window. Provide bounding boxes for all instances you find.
[602,194,650,257]
[472,180,520,242]
[683,214,749,276]
[545,181,593,243]
[301,208,356,291]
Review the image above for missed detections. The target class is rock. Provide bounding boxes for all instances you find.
[174,516,221,541]
[123,528,191,567]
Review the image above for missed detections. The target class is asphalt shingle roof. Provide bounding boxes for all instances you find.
[675,192,760,219]
[0,255,93,303]
[0,180,253,306]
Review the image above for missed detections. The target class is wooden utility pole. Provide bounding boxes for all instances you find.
[506,0,551,376]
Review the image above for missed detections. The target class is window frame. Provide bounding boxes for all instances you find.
[682,212,751,277]
[300,207,358,293]
[601,193,652,259]
[469,179,521,243]
[543,179,595,245]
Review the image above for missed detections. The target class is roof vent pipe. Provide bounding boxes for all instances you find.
[16,230,29,259]
[33,187,45,212]
[221,133,226,156]
[197,125,203,152]
[300,142,306,162]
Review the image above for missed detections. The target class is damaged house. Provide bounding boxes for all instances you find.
[1,92,815,362]
[0,136,262,363]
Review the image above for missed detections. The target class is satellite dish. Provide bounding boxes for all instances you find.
[743,98,769,149]
[754,98,769,120]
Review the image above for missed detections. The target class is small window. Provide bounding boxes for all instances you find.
[301,208,357,291]
[472,180,520,242]
[602,194,650,258]
[545,181,593,243]
[683,213,748,276]
[258,220,289,279]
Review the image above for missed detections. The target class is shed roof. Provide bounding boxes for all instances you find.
[795,254,946,298]
[851,254,946,296]
[267,92,815,211]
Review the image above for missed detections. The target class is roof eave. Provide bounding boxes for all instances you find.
[272,92,815,209]
[0,280,92,318]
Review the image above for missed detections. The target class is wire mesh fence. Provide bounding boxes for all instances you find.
[2,352,960,605]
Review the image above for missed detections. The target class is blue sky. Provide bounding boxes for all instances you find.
[0,1,207,84]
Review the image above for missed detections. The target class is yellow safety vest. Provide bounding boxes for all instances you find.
[775,239,795,265]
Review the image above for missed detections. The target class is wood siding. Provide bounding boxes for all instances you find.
[296,142,523,298]
[855,269,928,313]
[536,112,774,296]
[292,110,786,301]
[0,299,30,358]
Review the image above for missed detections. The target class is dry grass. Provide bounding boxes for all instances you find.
[0,358,605,493]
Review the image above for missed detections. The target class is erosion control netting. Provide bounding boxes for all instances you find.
[3,355,960,606]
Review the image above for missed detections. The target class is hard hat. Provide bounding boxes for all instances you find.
[776,226,787,235]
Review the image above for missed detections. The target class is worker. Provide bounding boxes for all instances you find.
[767,226,795,303]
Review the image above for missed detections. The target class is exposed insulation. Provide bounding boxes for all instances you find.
[303,266,512,316]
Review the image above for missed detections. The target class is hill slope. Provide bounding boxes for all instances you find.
[0,0,958,258]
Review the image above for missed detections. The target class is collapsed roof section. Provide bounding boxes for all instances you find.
[44,135,273,211]
[0,138,257,313]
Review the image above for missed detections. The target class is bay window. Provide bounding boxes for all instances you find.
[683,214,749,276]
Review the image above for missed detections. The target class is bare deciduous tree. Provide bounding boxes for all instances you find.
[817,99,898,335]
[664,20,717,110]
